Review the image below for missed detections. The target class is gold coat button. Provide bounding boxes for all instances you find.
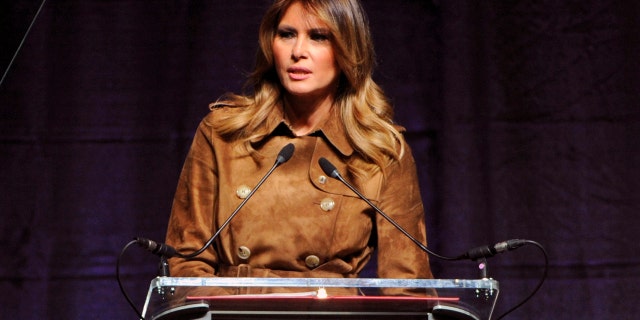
[305,255,320,268]
[320,197,335,211]
[236,185,251,199]
[237,246,251,260]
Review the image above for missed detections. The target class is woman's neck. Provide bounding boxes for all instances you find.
[283,94,334,136]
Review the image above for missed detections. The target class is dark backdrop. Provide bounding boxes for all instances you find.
[1,1,638,319]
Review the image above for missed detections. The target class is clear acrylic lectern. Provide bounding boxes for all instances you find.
[142,277,499,320]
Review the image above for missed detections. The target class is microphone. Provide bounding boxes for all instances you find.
[318,157,457,261]
[458,239,527,261]
[275,142,295,164]
[317,158,547,320]
[318,157,530,262]
[136,143,296,259]
[135,237,178,258]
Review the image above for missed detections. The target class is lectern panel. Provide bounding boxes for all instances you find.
[142,277,498,320]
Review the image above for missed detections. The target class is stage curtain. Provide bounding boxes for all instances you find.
[1,1,638,318]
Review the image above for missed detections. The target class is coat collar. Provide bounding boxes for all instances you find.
[260,104,354,157]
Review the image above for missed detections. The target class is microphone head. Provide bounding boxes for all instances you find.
[276,143,295,164]
[135,237,177,258]
[318,157,340,178]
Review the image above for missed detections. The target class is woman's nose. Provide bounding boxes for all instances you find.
[291,38,308,60]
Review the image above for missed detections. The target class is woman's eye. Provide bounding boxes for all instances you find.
[311,32,330,42]
[277,30,295,39]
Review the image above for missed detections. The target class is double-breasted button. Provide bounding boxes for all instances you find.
[320,197,335,211]
[318,175,327,184]
[305,255,320,268]
[237,246,251,260]
[236,185,251,199]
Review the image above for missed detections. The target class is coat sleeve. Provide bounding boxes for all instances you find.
[375,137,434,283]
[165,118,220,277]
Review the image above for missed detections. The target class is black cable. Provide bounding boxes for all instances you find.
[0,0,47,87]
[116,240,144,320]
[494,240,548,320]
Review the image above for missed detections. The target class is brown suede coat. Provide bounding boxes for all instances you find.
[165,105,433,290]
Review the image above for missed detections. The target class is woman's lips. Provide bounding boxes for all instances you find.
[287,66,312,80]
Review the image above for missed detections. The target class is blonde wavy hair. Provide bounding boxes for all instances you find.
[211,0,404,177]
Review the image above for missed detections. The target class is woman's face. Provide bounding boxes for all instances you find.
[272,2,340,101]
